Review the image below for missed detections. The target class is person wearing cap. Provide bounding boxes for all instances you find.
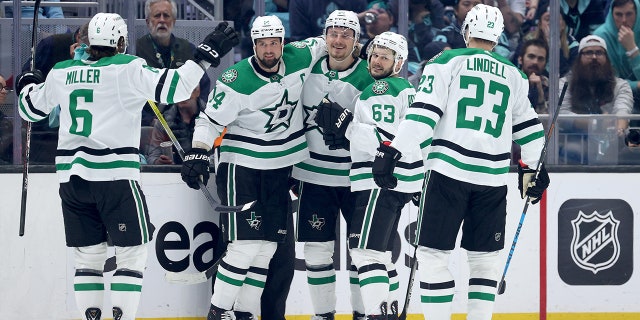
[371,4,548,320]
[558,35,633,163]
[180,15,327,320]
[594,0,640,115]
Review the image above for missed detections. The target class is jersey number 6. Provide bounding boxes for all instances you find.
[69,89,94,137]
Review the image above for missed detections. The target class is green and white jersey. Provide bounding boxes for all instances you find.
[18,54,204,183]
[291,56,374,186]
[193,38,326,170]
[392,48,545,187]
[347,77,424,193]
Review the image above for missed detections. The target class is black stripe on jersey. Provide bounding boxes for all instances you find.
[421,280,455,290]
[200,112,224,126]
[26,91,48,118]
[75,269,103,277]
[155,69,170,102]
[224,129,305,146]
[351,160,423,170]
[431,139,510,161]
[57,146,140,157]
[247,266,269,276]
[310,151,351,163]
[410,102,443,118]
[513,118,541,134]
[469,278,497,287]
[220,260,248,275]
[358,263,386,273]
[307,264,335,272]
[376,127,395,141]
[114,269,143,278]
[388,269,398,277]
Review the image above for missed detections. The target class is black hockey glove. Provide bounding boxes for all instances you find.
[181,148,210,190]
[372,142,402,189]
[411,192,421,206]
[517,162,550,205]
[195,22,239,68]
[323,132,350,150]
[15,69,44,96]
[315,101,353,139]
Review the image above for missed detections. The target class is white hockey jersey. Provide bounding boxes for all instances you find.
[193,38,327,170]
[18,54,204,182]
[392,48,545,187]
[291,56,374,186]
[347,77,424,193]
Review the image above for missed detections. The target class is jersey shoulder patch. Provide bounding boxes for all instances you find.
[218,59,267,95]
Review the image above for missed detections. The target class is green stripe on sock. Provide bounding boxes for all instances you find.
[308,275,336,285]
[421,295,454,303]
[74,283,105,291]
[110,283,142,292]
[468,291,495,301]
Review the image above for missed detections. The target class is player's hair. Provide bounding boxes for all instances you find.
[144,0,177,19]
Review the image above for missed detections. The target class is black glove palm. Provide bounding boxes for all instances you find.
[15,69,44,95]
[372,142,402,189]
[323,132,350,150]
[181,148,210,190]
[315,101,353,139]
[195,22,239,67]
[517,163,550,204]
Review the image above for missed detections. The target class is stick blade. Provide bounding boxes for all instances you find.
[497,280,506,295]
[164,271,208,285]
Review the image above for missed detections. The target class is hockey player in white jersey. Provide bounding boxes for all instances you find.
[15,13,238,320]
[290,10,374,320]
[372,4,550,320]
[316,31,424,320]
[179,15,327,320]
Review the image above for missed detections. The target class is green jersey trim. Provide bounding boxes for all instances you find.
[428,48,526,80]
[295,162,350,176]
[360,77,414,100]
[56,158,140,171]
[219,141,307,159]
[53,54,138,69]
[514,130,545,145]
[218,59,268,95]
[427,152,509,175]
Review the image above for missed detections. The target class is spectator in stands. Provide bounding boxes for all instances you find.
[594,0,640,116]
[408,41,450,89]
[359,1,397,44]
[0,74,12,164]
[518,38,550,113]
[433,0,482,49]
[288,0,367,42]
[619,128,640,164]
[5,0,68,34]
[146,86,204,165]
[224,0,255,59]
[561,0,608,41]
[559,35,633,163]
[520,6,578,77]
[136,0,210,125]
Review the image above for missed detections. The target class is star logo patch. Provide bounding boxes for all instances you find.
[308,214,325,230]
[262,90,298,133]
[246,212,262,230]
[372,80,389,95]
[221,69,238,83]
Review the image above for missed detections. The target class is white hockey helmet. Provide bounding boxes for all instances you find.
[88,13,128,48]
[324,10,361,41]
[251,15,285,43]
[461,4,504,45]
[368,31,408,74]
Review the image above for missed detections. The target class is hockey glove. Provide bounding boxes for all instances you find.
[195,22,239,68]
[323,132,350,151]
[315,101,353,139]
[411,192,421,207]
[372,142,402,189]
[517,162,550,205]
[15,69,44,96]
[181,148,210,190]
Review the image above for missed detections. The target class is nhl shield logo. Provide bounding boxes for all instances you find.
[570,210,620,274]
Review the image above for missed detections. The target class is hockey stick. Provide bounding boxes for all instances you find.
[399,247,417,320]
[19,0,42,237]
[165,252,226,285]
[497,82,568,295]
[147,100,255,213]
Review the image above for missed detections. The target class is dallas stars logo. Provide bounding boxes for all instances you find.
[246,212,262,230]
[262,90,297,133]
[308,214,325,230]
[372,80,389,95]
[221,69,238,83]
[303,95,329,132]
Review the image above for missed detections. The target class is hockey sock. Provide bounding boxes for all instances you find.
[304,241,337,315]
[111,244,147,320]
[211,240,271,310]
[349,263,365,316]
[74,243,108,319]
[467,250,499,320]
[416,247,454,320]
[350,248,389,316]
[384,251,399,319]
[234,241,277,317]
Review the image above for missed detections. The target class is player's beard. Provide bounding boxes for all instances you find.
[369,65,393,80]
[257,55,280,69]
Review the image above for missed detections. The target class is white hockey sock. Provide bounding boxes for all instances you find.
[350,248,389,316]
[74,243,108,318]
[417,247,454,320]
[467,251,499,320]
[234,241,277,316]
[385,253,400,316]
[111,244,148,320]
[349,263,365,315]
[304,241,337,315]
